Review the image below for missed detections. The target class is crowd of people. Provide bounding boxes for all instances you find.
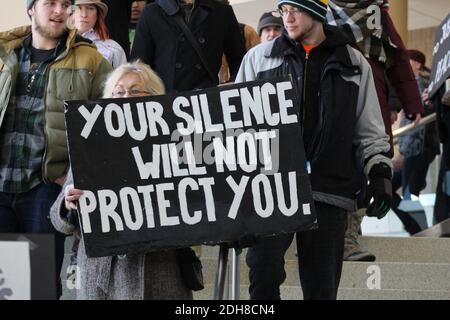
[0,0,449,300]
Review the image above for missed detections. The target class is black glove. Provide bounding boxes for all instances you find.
[405,113,420,121]
[365,163,392,219]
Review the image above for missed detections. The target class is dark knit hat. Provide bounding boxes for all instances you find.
[277,0,329,22]
[407,49,426,66]
[257,12,283,35]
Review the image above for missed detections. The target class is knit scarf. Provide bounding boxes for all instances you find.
[326,0,396,64]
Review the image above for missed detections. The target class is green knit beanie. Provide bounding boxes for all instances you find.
[26,0,36,11]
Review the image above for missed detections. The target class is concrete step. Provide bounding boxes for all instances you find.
[199,257,450,291]
[59,257,450,299]
[59,236,450,300]
[359,236,450,263]
[415,218,450,237]
[337,288,450,300]
[340,261,450,291]
[61,282,450,301]
[199,236,450,263]
[194,285,450,300]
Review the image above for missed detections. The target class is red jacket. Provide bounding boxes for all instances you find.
[369,9,424,150]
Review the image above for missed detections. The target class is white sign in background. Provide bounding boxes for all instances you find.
[0,241,31,300]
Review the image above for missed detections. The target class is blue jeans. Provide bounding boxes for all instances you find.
[0,182,66,297]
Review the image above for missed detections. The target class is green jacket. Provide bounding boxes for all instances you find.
[0,26,112,183]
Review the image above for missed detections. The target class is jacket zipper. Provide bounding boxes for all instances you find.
[40,48,72,183]
[302,52,309,129]
[309,63,346,165]
[302,52,313,174]
[308,65,330,165]
[41,74,50,183]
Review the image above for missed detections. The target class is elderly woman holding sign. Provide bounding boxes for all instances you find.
[50,61,193,300]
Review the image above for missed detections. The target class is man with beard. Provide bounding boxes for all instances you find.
[236,0,392,300]
[0,0,112,298]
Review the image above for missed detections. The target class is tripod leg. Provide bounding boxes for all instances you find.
[213,244,229,300]
[231,249,240,300]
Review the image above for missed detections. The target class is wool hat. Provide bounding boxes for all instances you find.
[74,0,108,17]
[277,0,329,22]
[257,12,283,35]
[407,49,426,66]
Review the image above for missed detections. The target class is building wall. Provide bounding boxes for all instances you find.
[408,27,437,70]
[0,1,29,32]
[389,0,409,46]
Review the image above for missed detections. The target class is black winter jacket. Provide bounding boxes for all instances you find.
[131,0,246,93]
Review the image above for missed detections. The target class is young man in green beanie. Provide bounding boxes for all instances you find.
[236,0,392,299]
[0,0,112,298]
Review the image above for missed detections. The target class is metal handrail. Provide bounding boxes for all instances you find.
[392,113,436,144]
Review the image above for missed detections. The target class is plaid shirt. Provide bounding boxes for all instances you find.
[0,35,61,193]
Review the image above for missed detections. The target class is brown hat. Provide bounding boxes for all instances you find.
[407,49,426,66]
[74,0,108,17]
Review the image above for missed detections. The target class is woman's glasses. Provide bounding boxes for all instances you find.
[112,88,151,98]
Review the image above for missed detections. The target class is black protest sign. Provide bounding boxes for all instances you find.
[429,13,450,97]
[65,76,317,258]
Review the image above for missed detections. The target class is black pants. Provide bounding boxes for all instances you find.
[391,171,423,235]
[246,202,347,300]
[402,151,436,196]
[434,141,450,224]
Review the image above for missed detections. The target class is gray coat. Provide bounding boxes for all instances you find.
[236,27,392,212]
[50,170,192,300]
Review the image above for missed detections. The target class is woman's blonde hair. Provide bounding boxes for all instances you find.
[103,60,165,98]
